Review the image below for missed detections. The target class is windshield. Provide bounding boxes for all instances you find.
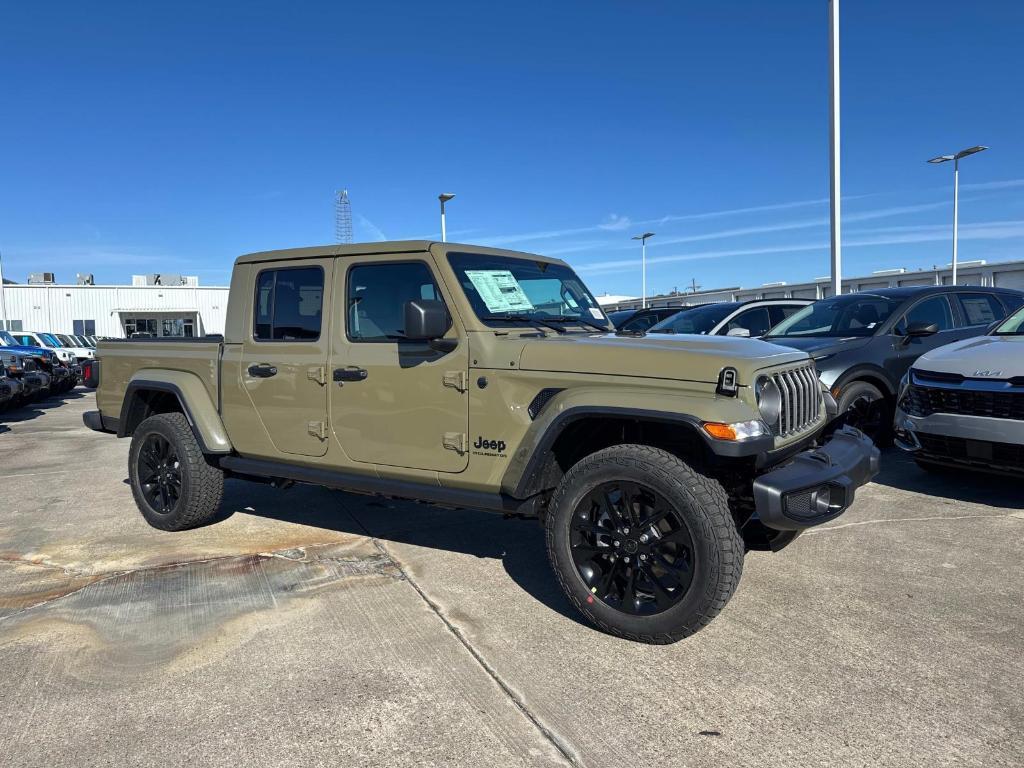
[994,305,1024,335]
[765,295,900,338]
[649,304,737,334]
[40,333,62,347]
[0,331,17,346]
[57,334,77,346]
[447,252,610,330]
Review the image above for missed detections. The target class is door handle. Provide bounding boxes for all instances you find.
[248,363,278,378]
[333,366,368,382]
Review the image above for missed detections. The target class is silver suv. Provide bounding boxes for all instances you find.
[894,303,1024,476]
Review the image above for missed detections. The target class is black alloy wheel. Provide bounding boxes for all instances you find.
[570,480,695,615]
[137,432,182,516]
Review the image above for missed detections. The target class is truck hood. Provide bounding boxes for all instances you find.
[762,335,872,358]
[517,332,808,384]
[914,334,1024,376]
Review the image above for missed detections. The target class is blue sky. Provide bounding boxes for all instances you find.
[2,1,1022,297]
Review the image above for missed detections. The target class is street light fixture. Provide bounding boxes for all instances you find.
[438,193,456,242]
[927,146,988,286]
[631,232,655,308]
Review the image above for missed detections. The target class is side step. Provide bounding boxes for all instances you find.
[218,456,541,516]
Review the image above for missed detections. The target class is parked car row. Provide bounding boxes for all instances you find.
[610,286,1024,449]
[0,330,94,412]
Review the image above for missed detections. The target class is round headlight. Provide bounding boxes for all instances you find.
[755,375,782,426]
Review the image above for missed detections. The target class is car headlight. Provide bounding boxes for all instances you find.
[755,375,782,425]
[702,419,767,441]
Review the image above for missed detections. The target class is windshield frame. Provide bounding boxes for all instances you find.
[447,251,611,332]
[764,294,902,339]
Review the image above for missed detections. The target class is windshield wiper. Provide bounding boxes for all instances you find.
[481,314,567,334]
[544,315,611,333]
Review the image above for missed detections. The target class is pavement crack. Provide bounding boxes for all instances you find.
[804,511,1021,535]
[371,537,580,768]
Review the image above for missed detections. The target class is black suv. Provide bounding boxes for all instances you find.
[764,286,1024,441]
[607,306,683,332]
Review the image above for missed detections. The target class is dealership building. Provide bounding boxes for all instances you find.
[0,273,229,338]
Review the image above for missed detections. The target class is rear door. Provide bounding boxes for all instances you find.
[329,254,469,473]
[238,259,333,457]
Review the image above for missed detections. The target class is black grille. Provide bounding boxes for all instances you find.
[528,388,564,420]
[904,384,1024,421]
[916,433,1024,471]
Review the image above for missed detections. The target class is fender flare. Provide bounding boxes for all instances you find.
[830,364,897,399]
[501,405,772,499]
[118,373,232,454]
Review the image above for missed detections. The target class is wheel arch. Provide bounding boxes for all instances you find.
[118,373,232,454]
[503,406,721,500]
[831,365,896,401]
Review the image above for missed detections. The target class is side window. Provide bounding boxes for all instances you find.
[252,266,324,341]
[767,304,803,327]
[725,307,771,336]
[347,262,441,342]
[621,312,659,332]
[896,296,954,334]
[957,293,1006,327]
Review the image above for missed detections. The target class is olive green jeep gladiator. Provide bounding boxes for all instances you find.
[85,242,878,643]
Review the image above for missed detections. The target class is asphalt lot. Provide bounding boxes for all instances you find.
[1,391,1022,767]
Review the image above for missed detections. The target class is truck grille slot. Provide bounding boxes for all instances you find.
[771,364,822,438]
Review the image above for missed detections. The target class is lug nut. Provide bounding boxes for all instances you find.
[613,540,620,547]
[623,527,630,535]
[639,534,648,543]
[624,556,630,563]
[640,554,647,561]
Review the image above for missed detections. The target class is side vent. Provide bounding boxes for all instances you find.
[528,388,564,420]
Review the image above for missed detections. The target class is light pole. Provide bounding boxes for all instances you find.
[631,232,655,308]
[438,193,456,242]
[0,250,7,331]
[928,146,987,286]
[828,0,842,297]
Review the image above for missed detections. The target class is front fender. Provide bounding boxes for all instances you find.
[120,369,232,454]
[501,385,760,498]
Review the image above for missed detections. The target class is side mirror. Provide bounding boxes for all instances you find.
[403,300,455,351]
[726,327,751,338]
[905,321,939,338]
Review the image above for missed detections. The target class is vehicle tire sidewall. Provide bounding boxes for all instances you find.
[837,380,891,442]
[129,417,194,528]
[549,455,726,639]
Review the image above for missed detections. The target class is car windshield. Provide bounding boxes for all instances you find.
[447,252,610,330]
[648,303,737,334]
[765,295,900,338]
[57,334,76,346]
[0,331,17,346]
[40,333,62,347]
[994,305,1024,335]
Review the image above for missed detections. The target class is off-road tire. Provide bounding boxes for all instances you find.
[545,444,744,644]
[128,412,224,531]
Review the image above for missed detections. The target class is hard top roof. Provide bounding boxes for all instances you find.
[234,241,566,266]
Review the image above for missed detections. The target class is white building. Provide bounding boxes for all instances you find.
[0,275,229,338]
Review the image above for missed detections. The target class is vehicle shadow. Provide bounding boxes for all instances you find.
[872,447,1024,510]
[223,478,587,627]
[0,390,86,424]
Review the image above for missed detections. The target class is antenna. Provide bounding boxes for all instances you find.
[335,189,353,244]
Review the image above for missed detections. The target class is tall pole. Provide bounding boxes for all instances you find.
[952,158,960,286]
[438,193,455,243]
[829,0,842,297]
[0,250,7,331]
[642,240,647,308]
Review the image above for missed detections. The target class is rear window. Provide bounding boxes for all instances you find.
[957,293,1005,327]
[253,266,324,341]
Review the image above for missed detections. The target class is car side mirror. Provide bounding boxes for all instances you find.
[905,321,939,338]
[403,299,456,351]
[726,327,751,338]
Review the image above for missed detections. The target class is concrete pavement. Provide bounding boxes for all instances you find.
[1,391,1021,767]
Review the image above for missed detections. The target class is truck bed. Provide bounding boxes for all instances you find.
[95,337,223,420]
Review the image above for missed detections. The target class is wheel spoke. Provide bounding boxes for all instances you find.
[572,518,615,539]
[621,568,640,614]
[596,558,622,599]
[637,506,670,530]
[600,489,624,527]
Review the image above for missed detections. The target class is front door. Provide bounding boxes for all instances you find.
[889,294,962,382]
[239,259,332,457]
[329,255,469,473]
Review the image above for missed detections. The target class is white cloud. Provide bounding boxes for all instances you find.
[355,213,387,242]
[598,213,632,231]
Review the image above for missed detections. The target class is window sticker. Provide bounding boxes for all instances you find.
[465,270,535,313]
[590,307,605,319]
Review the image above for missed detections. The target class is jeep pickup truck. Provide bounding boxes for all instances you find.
[85,242,878,643]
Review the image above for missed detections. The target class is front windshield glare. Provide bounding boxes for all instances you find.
[995,306,1024,335]
[448,252,610,329]
[766,296,899,338]
[649,304,735,334]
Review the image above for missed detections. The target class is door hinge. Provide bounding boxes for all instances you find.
[443,370,468,392]
[308,421,328,440]
[307,366,327,386]
[442,432,467,453]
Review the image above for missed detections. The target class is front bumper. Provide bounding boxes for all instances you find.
[894,407,1024,475]
[752,426,880,531]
